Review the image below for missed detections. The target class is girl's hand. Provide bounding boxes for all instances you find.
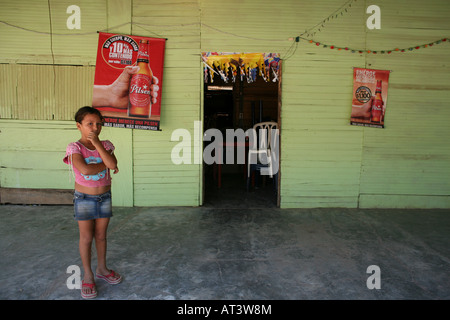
[112,167,119,174]
[87,131,101,147]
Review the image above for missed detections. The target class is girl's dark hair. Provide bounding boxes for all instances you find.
[74,106,104,123]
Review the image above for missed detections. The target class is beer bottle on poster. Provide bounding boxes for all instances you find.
[128,40,153,118]
[371,80,383,123]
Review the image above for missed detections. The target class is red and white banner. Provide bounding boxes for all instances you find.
[350,68,390,128]
[93,32,166,130]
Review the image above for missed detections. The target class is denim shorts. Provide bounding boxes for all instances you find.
[73,190,112,221]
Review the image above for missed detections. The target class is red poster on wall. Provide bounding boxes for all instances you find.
[350,68,391,128]
[93,32,166,130]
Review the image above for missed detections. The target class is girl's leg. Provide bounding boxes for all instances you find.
[94,218,122,282]
[78,220,95,295]
[94,217,110,275]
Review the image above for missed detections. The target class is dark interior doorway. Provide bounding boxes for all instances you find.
[202,71,280,209]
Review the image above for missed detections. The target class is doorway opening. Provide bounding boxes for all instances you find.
[201,53,281,208]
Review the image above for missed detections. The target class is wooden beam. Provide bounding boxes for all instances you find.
[0,188,73,205]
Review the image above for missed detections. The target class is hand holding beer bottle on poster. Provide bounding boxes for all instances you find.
[92,32,166,131]
[350,68,390,129]
[92,65,158,111]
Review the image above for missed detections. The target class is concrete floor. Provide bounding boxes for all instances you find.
[1,194,449,300]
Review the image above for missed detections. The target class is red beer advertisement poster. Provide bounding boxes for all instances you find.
[350,68,391,128]
[93,32,166,130]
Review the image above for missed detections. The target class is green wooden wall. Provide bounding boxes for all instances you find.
[0,0,449,208]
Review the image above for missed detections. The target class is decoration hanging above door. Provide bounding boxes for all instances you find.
[202,52,280,84]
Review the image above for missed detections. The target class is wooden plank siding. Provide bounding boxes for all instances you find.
[0,0,449,208]
[0,119,134,206]
[130,0,202,206]
[358,0,450,208]
[0,64,95,120]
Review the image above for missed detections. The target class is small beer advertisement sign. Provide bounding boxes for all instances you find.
[93,32,166,131]
[350,68,391,128]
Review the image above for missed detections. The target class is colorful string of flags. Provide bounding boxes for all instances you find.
[298,37,448,54]
[292,0,448,55]
[202,52,280,83]
[300,0,357,38]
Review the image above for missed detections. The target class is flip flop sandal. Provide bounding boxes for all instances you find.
[96,270,122,285]
[81,281,97,299]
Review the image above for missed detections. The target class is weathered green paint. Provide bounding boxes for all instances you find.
[0,0,449,208]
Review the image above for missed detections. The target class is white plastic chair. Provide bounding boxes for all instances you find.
[246,121,279,190]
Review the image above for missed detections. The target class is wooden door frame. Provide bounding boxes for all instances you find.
[276,60,282,207]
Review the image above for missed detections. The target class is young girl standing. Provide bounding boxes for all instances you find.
[63,106,122,299]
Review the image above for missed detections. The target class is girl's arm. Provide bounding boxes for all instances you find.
[71,153,107,175]
[88,132,119,173]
